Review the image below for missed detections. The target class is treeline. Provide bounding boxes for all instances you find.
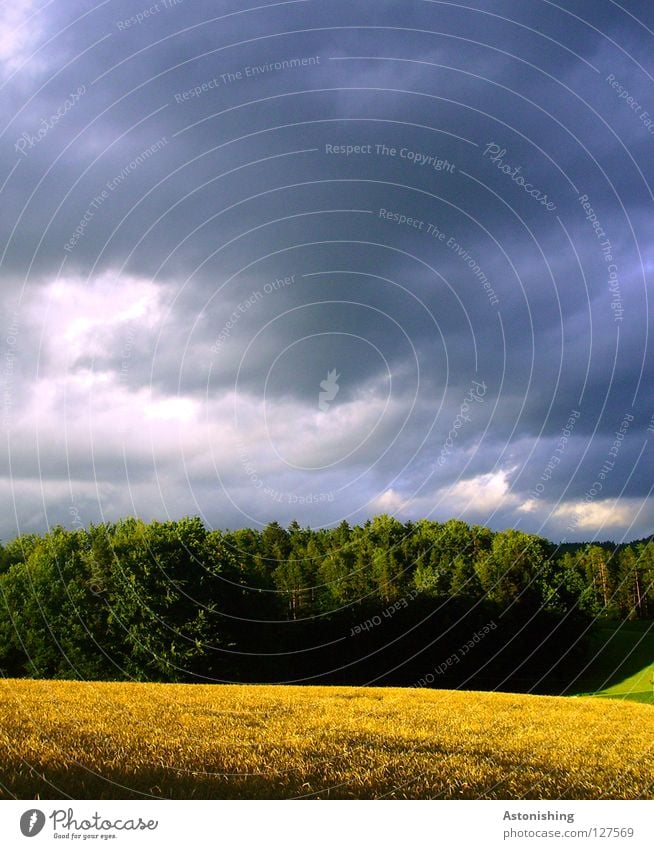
[0,516,652,688]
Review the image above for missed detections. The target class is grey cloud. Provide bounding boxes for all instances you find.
[1,0,652,541]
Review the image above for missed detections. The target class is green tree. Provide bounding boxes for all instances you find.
[0,527,112,678]
[475,529,549,606]
[106,517,217,680]
[616,545,651,619]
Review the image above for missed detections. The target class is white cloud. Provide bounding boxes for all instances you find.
[143,396,196,423]
[552,499,637,531]
[260,391,399,469]
[39,271,168,366]
[447,468,519,514]
[0,0,45,77]
[370,488,407,513]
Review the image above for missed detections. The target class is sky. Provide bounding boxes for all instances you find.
[0,0,653,542]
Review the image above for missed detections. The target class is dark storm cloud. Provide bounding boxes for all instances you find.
[1,0,652,541]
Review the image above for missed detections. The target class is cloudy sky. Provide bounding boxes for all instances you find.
[1,0,653,542]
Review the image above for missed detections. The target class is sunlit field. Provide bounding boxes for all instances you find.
[0,679,652,799]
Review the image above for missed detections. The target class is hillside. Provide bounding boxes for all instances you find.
[1,679,652,799]
[567,620,654,704]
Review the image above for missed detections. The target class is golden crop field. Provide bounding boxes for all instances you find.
[0,679,652,799]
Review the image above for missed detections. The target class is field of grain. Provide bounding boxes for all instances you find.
[0,679,652,799]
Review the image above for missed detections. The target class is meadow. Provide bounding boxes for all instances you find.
[0,679,652,800]
[568,621,654,705]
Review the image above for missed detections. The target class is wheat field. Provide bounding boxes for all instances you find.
[0,679,652,799]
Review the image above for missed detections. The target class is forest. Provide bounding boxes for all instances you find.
[0,516,652,690]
